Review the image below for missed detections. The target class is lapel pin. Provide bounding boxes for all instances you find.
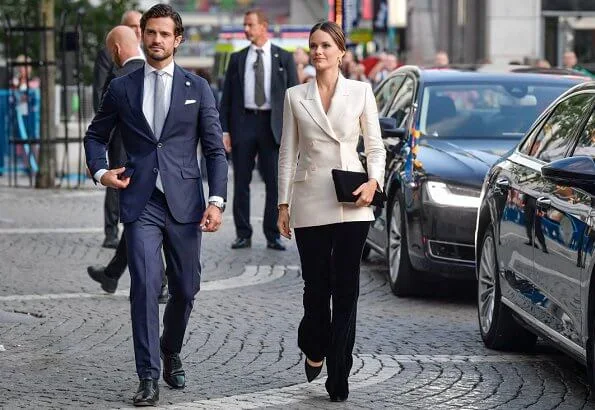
[274,53,279,58]
[185,81,190,87]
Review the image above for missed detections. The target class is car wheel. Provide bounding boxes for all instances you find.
[387,195,417,297]
[361,244,372,260]
[477,225,536,350]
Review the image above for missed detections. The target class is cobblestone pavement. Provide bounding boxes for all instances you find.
[1,175,595,409]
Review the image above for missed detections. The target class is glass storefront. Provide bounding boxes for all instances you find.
[542,1,595,73]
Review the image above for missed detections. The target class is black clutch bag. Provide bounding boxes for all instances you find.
[331,169,386,207]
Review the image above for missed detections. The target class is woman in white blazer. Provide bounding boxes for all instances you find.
[277,21,386,402]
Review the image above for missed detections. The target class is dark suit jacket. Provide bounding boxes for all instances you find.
[219,44,298,144]
[101,58,146,168]
[93,47,114,113]
[84,64,228,224]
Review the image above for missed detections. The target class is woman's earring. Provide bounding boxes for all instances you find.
[338,58,342,66]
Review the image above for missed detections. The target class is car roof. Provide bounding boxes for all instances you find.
[389,65,587,85]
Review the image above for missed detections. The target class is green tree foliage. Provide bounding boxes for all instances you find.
[1,0,139,84]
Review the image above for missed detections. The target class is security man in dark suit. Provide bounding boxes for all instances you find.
[87,25,168,303]
[219,8,298,251]
[93,10,143,249]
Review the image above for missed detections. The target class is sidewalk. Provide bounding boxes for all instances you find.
[1,172,592,409]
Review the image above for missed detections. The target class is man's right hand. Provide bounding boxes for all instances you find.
[222,132,232,153]
[100,167,130,189]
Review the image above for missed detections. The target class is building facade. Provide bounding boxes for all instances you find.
[407,0,595,69]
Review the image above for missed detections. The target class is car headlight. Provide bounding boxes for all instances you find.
[424,181,481,208]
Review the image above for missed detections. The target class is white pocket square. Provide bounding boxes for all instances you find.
[184,99,197,105]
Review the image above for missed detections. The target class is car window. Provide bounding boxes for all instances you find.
[418,82,575,139]
[385,76,415,127]
[572,107,595,157]
[528,93,594,162]
[375,75,405,114]
[518,117,546,155]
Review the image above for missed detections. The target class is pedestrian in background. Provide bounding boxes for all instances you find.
[93,10,144,250]
[219,8,298,251]
[561,50,594,78]
[86,25,168,304]
[277,21,386,402]
[294,46,314,84]
[369,53,399,86]
[84,4,228,405]
[434,50,449,67]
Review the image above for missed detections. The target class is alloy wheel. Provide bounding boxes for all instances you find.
[478,234,496,335]
[388,200,402,283]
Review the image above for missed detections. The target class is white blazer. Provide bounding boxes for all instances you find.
[278,75,386,229]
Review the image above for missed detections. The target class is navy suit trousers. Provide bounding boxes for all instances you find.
[125,189,201,379]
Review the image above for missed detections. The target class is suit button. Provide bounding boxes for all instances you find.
[153,168,158,174]
[157,143,163,148]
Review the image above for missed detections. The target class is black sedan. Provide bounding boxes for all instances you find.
[364,66,583,296]
[475,81,595,385]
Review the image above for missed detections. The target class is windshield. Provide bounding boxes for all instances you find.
[418,82,575,138]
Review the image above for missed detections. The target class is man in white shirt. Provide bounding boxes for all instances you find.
[84,5,228,405]
[219,9,298,251]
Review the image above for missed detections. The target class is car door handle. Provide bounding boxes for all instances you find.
[494,178,509,194]
[536,196,551,210]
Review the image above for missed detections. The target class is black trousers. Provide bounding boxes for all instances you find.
[294,221,370,398]
[231,110,279,242]
[104,132,126,240]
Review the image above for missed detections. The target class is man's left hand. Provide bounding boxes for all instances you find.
[200,205,223,232]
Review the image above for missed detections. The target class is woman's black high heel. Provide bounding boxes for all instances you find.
[305,359,323,382]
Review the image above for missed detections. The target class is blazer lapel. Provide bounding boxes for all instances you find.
[159,64,187,140]
[299,78,339,142]
[238,47,248,93]
[270,45,284,86]
[326,75,350,135]
[125,68,156,142]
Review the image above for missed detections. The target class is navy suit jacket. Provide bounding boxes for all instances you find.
[84,64,228,224]
[219,44,298,144]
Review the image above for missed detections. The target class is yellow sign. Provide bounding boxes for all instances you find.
[349,28,373,43]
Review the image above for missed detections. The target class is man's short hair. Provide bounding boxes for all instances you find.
[245,8,269,25]
[140,4,184,39]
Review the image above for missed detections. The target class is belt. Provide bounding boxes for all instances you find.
[244,108,271,115]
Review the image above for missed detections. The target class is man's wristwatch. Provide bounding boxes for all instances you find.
[208,199,226,212]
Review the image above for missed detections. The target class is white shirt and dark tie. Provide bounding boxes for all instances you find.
[243,40,272,110]
[95,61,223,204]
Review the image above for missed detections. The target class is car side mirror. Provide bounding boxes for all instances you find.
[379,116,407,140]
[382,127,407,140]
[542,156,595,191]
[379,116,397,130]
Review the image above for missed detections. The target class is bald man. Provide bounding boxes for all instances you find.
[94,10,144,249]
[87,26,170,303]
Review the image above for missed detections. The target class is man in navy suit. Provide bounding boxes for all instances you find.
[219,9,298,251]
[84,4,228,406]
